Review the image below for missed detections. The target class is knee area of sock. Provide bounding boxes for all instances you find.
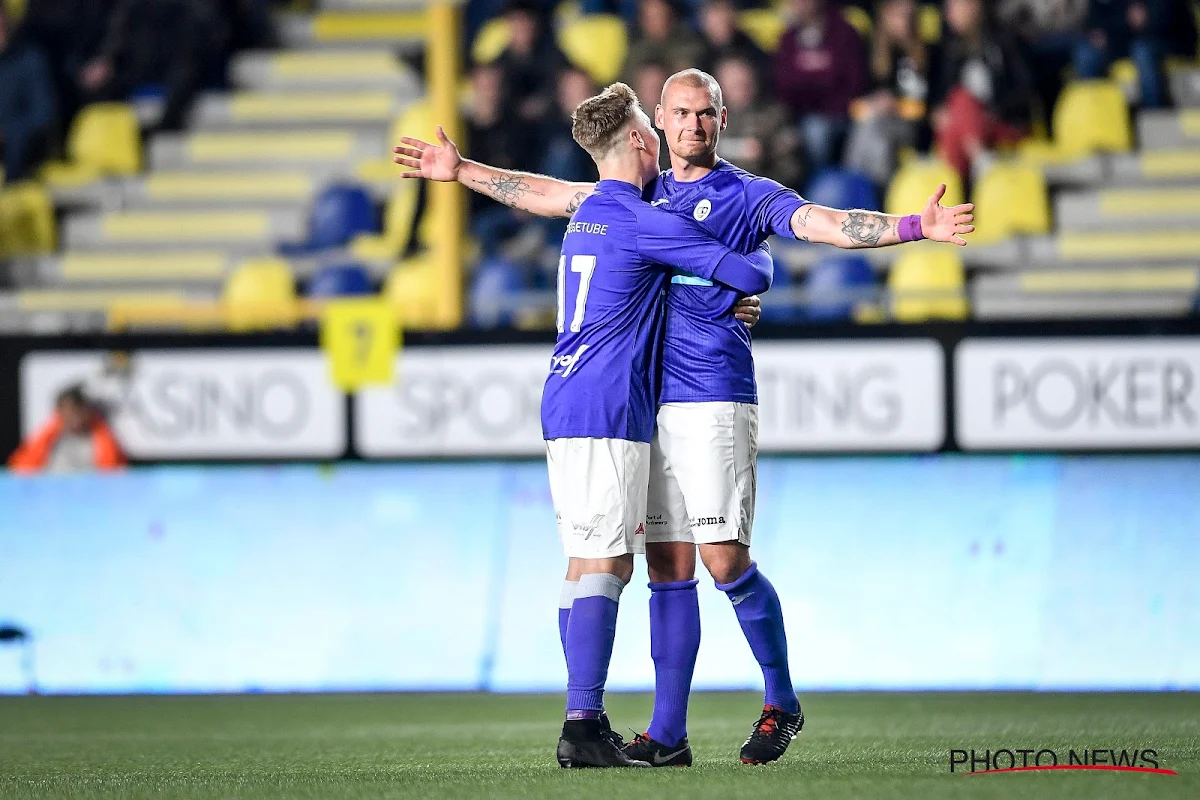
[575,572,627,601]
[713,560,759,593]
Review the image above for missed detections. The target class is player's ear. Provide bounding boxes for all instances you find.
[630,127,646,151]
[654,104,664,130]
[720,107,728,132]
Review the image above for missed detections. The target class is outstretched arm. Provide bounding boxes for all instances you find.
[792,184,975,249]
[393,126,595,219]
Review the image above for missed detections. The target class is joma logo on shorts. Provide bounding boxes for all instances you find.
[691,516,726,526]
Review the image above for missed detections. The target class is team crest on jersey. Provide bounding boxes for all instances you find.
[693,199,712,221]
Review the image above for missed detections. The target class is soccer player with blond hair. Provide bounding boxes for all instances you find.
[396,68,973,766]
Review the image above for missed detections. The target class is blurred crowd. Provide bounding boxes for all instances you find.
[0,0,273,182]
[463,0,1198,265]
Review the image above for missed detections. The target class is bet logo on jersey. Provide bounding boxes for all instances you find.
[693,199,712,221]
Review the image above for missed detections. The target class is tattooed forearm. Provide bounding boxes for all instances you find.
[565,191,587,215]
[471,175,545,208]
[792,205,814,242]
[840,211,891,247]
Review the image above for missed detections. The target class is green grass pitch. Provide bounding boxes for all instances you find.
[2,692,1197,799]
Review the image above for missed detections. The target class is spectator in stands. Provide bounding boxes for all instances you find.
[698,0,768,77]
[79,0,229,131]
[716,55,803,187]
[492,0,567,125]
[772,0,868,171]
[0,4,56,182]
[1074,0,1198,108]
[8,384,126,473]
[540,67,598,183]
[625,0,707,81]
[999,0,1087,129]
[630,59,672,170]
[465,63,538,256]
[932,0,1033,179]
[22,0,109,126]
[843,0,936,185]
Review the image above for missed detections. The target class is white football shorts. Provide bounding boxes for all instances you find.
[546,437,650,559]
[645,401,758,546]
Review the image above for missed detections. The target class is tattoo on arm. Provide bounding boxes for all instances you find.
[471,175,544,208]
[793,205,814,243]
[565,191,587,215]
[841,211,891,247]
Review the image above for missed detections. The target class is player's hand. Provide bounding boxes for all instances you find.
[921,184,975,246]
[734,295,761,328]
[392,126,462,182]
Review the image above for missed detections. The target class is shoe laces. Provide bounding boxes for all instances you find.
[753,705,784,737]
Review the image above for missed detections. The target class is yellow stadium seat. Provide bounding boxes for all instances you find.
[919,4,941,43]
[1109,58,1139,98]
[970,162,1049,244]
[382,254,445,330]
[3,0,25,22]
[738,9,785,52]
[41,103,141,187]
[842,5,872,38]
[558,14,627,85]
[472,18,511,64]
[0,181,56,256]
[310,11,425,42]
[885,157,963,216]
[223,258,298,331]
[889,246,969,322]
[1054,80,1132,157]
[352,179,420,262]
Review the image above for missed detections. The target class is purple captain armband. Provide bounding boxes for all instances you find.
[899,214,925,243]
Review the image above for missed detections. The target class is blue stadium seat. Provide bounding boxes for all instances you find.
[307,262,373,298]
[803,168,880,212]
[280,183,377,255]
[470,258,527,328]
[803,255,876,323]
[762,259,802,324]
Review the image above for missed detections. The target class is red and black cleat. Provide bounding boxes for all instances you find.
[739,703,804,765]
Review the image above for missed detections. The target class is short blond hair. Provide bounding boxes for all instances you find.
[572,82,643,160]
[661,68,723,109]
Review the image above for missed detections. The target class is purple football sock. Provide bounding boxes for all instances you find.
[716,562,799,713]
[646,579,700,746]
[565,573,625,716]
[558,579,577,661]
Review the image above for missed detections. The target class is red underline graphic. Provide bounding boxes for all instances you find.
[963,765,1178,776]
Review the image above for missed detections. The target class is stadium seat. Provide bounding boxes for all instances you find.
[919,4,941,43]
[971,163,1050,244]
[352,179,419,262]
[0,181,56,257]
[41,103,141,187]
[804,168,880,212]
[558,15,627,85]
[842,5,872,38]
[229,91,395,124]
[804,255,876,323]
[889,246,969,322]
[885,158,963,216]
[280,183,377,255]
[738,9,785,52]
[383,254,444,329]
[308,262,374,298]
[470,257,526,328]
[472,18,511,64]
[310,11,425,42]
[223,258,298,330]
[1023,80,1132,164]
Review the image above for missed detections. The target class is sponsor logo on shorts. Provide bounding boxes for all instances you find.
[570,513,605,539]
[646,514,666,526]
[691,515,726,527]
[634,522,645,536]
[549,344,590,378]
